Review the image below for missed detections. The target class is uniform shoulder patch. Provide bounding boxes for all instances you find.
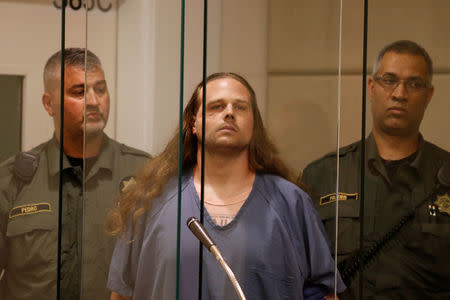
[320,192,359,206]
[9,203,51,219]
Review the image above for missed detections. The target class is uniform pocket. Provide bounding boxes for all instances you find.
[6,209,57,271]
[419,221,450,258]
[319,200,360,255]
[7,205,55,237]
[421,222,450,238]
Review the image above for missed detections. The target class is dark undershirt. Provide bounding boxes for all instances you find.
[67,155,98,174]
[382,151,418,182]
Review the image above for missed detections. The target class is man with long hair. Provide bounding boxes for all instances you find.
[107,72,344,299]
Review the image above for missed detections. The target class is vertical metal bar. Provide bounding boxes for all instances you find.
[334,0,344,298]
[359,0,369,299]
[80,2,89,298]
[57,1,67,299]
[176,0,186,299]
[198,0,208,298]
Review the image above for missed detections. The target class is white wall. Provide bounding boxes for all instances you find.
[0,0,117,151]
[220,0,268,118]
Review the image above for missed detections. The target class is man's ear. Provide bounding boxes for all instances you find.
[367,77,375,101]
[42,93,54,116]
[425,84,434,108]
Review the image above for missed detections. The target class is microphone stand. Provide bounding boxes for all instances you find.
[187,217,246,300]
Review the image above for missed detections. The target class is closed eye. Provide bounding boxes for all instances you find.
[94,86,107,95]
[70,89,85,98]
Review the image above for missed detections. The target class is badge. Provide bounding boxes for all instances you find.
[435,193,450,215]
[9,203,51,219]
[319,192,358,206]
[120,176,136,193]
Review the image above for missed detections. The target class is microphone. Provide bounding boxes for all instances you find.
[187,217,215,250]
[187,217,246,300]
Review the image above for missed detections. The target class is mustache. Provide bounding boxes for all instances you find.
[84,107,105,119]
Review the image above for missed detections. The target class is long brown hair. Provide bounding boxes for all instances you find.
[107,72,298,236]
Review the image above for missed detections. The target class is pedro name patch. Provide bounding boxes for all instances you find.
[320,192,359,206]
[9,203,51,219]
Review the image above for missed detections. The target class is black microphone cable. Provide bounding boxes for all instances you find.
[338,161,450,286]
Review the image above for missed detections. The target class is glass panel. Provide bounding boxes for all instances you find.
[343,1,450,299]
[81,1,127,299]
[187,0,344,298]
[84,0,182,299]
[102,0,344,299]
[59,1,88,299]
[269,0,346,297]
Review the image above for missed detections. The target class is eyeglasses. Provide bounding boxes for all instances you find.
[374,75,429,93]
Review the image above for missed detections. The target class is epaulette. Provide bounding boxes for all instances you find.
[337,142,359,156]
[120,144,151,158]
[321,142,359,159]
[306,141,360,168]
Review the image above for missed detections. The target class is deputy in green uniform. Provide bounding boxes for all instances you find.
[0,48,150,299]
[302,40,450,299]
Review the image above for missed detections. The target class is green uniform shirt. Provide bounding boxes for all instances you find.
[0,135,149,299]
[302,133,450,300]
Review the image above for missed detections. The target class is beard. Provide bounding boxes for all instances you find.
[83,119,106,140]
[83,107,108,137]
[202,134,250,157]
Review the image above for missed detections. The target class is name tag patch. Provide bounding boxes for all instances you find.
[9,203,52,219]
[320,192,359,206]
